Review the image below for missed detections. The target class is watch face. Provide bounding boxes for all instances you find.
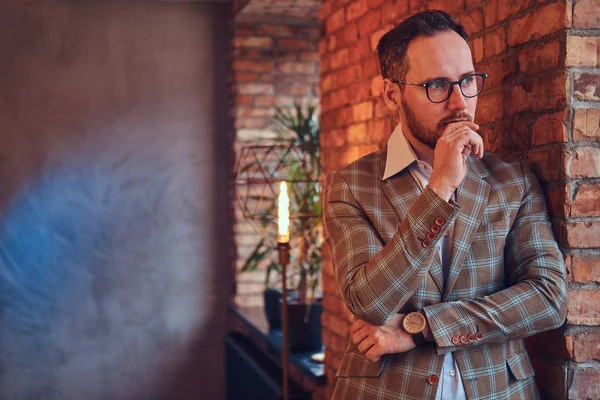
[403,312,426,334]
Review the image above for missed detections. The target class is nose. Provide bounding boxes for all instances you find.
[447,84,468,111]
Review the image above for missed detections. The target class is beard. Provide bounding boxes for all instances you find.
[400,95,474,148]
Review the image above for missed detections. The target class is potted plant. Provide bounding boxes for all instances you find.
[236,103,323,351]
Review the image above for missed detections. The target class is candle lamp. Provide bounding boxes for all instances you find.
[277,181,291,400]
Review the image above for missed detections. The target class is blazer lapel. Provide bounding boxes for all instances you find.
[381,169,445,294]
[443,159,491,301]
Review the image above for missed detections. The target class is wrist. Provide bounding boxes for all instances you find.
[427,181,453,202]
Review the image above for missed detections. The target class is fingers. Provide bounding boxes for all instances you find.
[364,347,382,363]
[443,127,484,159]
[443,121,479,136]
[351,320,365,334]
[357,337,375,355]
[352,327,369,345]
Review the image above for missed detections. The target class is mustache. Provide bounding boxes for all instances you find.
[440,112,474,126]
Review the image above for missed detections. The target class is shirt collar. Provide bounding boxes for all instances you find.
[382,122,418,180]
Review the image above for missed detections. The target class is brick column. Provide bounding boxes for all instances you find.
[319,1,599,398]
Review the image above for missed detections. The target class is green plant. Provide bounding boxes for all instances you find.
[237,103,322,304]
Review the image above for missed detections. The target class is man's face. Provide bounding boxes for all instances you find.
[398,30,477,147]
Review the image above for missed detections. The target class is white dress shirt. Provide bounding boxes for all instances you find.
[383,122,467,400]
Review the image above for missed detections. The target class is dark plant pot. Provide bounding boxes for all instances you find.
[285,301,323,352]
[263,289,282,330]
[263,289,299,331]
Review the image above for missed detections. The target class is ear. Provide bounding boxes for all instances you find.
[382,78,401,112]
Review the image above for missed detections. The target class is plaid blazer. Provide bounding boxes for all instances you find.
[323,148,567,400]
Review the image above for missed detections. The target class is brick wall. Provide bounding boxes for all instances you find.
[319,0,600,398]
[234,22,320,306]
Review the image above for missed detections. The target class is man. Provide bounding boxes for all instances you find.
[323,10,567,400]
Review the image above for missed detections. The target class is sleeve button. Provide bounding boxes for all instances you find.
[435,217,445,226]
[451,336,460,345]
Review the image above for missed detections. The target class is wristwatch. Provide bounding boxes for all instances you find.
[402,311,428,346]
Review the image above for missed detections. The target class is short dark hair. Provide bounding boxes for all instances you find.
[376,10,469,81]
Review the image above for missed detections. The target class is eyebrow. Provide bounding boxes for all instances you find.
[421,70,476,83]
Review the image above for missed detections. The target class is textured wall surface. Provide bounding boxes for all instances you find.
[0,1,233,399]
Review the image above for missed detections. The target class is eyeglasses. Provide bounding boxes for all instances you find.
[392,73,487,104]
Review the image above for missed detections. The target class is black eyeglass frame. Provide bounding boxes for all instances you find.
[391,73,488,104]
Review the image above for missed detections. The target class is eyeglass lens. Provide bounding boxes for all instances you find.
[428,75,484,102]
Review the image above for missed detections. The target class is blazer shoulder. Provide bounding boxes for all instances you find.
[330,148,385,182]
[480,152,529,182]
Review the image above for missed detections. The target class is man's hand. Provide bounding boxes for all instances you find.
[429,121,484,201]
[350,314,416,362]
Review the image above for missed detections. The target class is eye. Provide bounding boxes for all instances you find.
[462,75,474,85]
[429,80,446,90]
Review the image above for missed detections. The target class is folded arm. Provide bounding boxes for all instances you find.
[323,170,459,326]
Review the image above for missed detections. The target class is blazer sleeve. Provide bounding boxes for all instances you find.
[423,160,568,354]
[323,170,460,326]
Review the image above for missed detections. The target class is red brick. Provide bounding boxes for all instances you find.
[573,72,600,102]
[330,48,350,70]
[234,36,273,48]
[367,118,392,146]
[323,310,351,337]
[567,147,600,178]
[237,83,275,95]
[472,36,484,63]
[318,1,335,21]
[568,288,600,325]
[235,72,259,83]
[254,96,276,107]
[483,26,506,59]
[374,99,390,118]
[299,52,319,62]
[352,101,374,122]
[358,9,382,37]
[565,221,600,249]
[458,7,484,35]
[518,39,561,75]
[571,254,600,284]
[347,0,369,22]
[233,60,274,72]
[465,0,484,8]
[381,0,410,24]
[278,38,315,50]
[508,2,570,46]
[569,368,600,400]
[278,62,315,75]
[326,8,346,34]
[478,57,516,89]
[573,0,600,29]
[346,122,369,144]
[571,183,600,218]
[574,108,600,141]
[573,329,600,362]
[237,95,254,106]
[256,25,295,37]
[335,23,359,48]
[476,90,503,124]
[532,110,568,146]
[370,76,383,97]
[484,0,535,27]
[427,0,466,16]
[508,71,568,114]
[367,0,387,8]
[336,64,360,86]
[527,149,564,182]
[360,56,380,78]
[566,36,599,67]
[347,81,372,103]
